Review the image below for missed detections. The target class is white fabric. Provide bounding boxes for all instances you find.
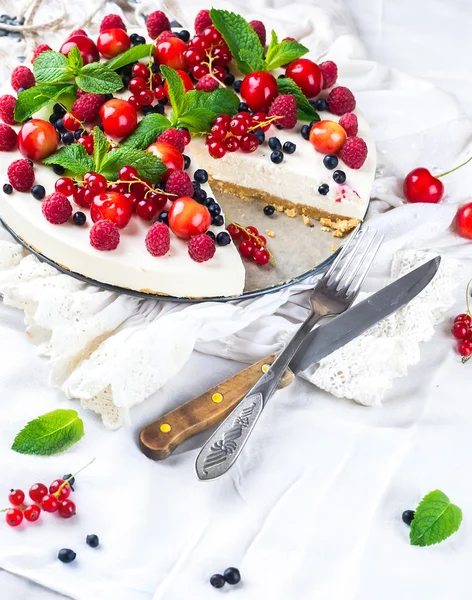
[0,0,471,599]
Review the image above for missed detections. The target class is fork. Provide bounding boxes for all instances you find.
[195,226,383,480]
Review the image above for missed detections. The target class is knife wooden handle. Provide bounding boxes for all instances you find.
[139,353,294,460]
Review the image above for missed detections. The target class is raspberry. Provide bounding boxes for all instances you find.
[145,222,170,257]
[249,20,266,46]
[195,75,219,92]
[11,66,35,92]
[69,29,88,38]
[194,9,212,34]
[0,95,17,125]
[339,113,358,137]
[71,93,104,122]
[31,44,52,63]
[99,15,126,33]
[0,124,17,151]
[165,170,194,198]
[90,220,120,251]
[188,233,216,263]
[268,94,297,129]
[146,10,170,39]
[339,136,368,169]
[327,86,356,116]
[157,128,186,153]
[7,159,34,192]
[319,61,338,89]
[156,31,175,42]
[42,193,72,224]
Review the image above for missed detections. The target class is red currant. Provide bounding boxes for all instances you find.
[138,90,154,106]
[29,482,48,503]
[129,77,147,94]
[229,118,248,136]
[63,113,81,132]
[452,321,470,340]
[125,192,138,210]
[41,494,58,513]
[202,26,224,46]
[240,133,259,153]
[240,71,278,112]
[8,489,25,506]
[58,499,76,519]
[6,508,23,527]
[84,172,108,194]
[154,87,166,101]
[212,66,226,82]
[227,223,242,239]
[255,235,267,247]
[214,114,231,128]
[18,118,58,161]
[24,505,41,522]
[285,58,323,98]
[99,99,138,139]
[455,314,472,327]
[458,340,472,357]
[155,36,188,70]
[128,95,141,111]
[208,140,226,159]
[55,177,75,196]
[209,123,227,141]
[225,136,240,152]
[251,112,270,132]
[457,202,472,239]
[130,181,150,199]
[178,128,191,145]
[212,46,231,66]
[118,165,139,181]
[403,168,444,204]
[136,199,159,220]
[97,28,130,59]
[78,135,94,154]
[189,34,207,50]
[191,64,209,80]
[49,479,71,501]
[146,190,167,211]
[242,225,259,241]
[152,73,162,88]
[131,63,149,79]
[239,240,255,258]
[184,47,205,66]
[254,248,270,265]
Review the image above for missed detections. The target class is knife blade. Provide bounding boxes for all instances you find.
[139,257,440,461]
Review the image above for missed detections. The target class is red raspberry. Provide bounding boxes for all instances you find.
[194,9,212,34]
[99,15,126,32]
[339,112,358,137]
[249,20,266,46]
[327,86,356,116]
[71,93,104,122]
[188,233,216,263]
[156,31,175,42]
[268,94,297,129]
[157,128,186,153]
[146,10,171,39]
[319,61,338,89]
[195,75,219,92]
[69,29,88,38]
[31,44,52,63]
[0,95,17,125]
[11,66,35,92]
[145,222,170,257]
[0,124,17,151]
[165,170,194,198]
[42,193,72,224]
[90,220,120,251]
[7,159,34,192]
[339,136,368,169]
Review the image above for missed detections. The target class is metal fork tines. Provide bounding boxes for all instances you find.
[195,226,383,481]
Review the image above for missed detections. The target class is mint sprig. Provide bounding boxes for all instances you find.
[75,62,123,94]
[93,126,111,172]
[34,51,72,84]
[67,46,83,73]
[277,77,318,121]
[14,82,76,122]
[105,44,154,71]
[42,143,94,176]
[410,490,462,547]
[265,30,309,71]
[161,65,186,119]
[99,147,166,182]
[121,113,172,149]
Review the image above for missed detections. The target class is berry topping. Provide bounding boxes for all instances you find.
[333,170,346,184]
[73,211,86,226]
[340,136,368,169]
[309,120,347,154]
[72,93,104,122]
[283,141,296,154]
[301,124,310,140]
[216,231,231,246]
[224,567,241,585]
[210,574,226,589]
[188,233,216,263]
[285,58,323,98]
[318,183,329,195]
[32,184,45,200]
[240,71,279,112]
[155,36,188,70]
[270,150,284,164]
[338,112,358,137]
[29,483,48,503]
[145,222,171,257]
[99,99,138,138]
[264,205,275,216]
[194,169,208,183]
[403,168,444,204]
[90,220,120,251]
[42,192,72,224]
[41,494,59,513]
[31,44,52,63]
[68,29,88,38]
[402,510,415,526]
[91,192,132,228]
[58,499,76,519]
[11,66,35,92]
[268,94,297,129]
[6,508,23,527]
[166,170,194,198]
[268,136,281,151]
[323,154,339,169]
[319,61,338,89]
[195,75,219,92]
[146,10,171,39]
[457,203,472,239]
[8,489,25,506]
[18,118,58,161]
[249,20,267,46]
[327,86,356,116]
[58,548,76,563]
[194,9,213,34]
[7,158,34,192]
[0,123,17,151]
[97,28,131,59]
[87,534,100,548]
[157,128,186,153]
[100,13,127,32]
[0,95,17,125]
[147,141,184,179]
[24,505,41,522]
[60,35,100,66]
[168,196,211,239]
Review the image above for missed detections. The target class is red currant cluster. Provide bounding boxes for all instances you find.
[185,26,232,83]
[227,223,271,265]
[127,62,166,111]
[452,312,472,361]
[206,112,276,159]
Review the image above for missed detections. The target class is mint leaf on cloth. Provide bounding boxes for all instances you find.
[33,50,72,84]
[410,490,463,547]
[43,143,94,177]
[264,30,309,71]
[99,147,166,182]
[76,62,123,94]
[106,44,154,71]
[12,409,84,455]
[210,8,264,75]
[277,77,318,121]
[121,113,172,149]
[67,46,83,75]
[160,65,186,120]
[93,126,111,172]
[14,83,76,122]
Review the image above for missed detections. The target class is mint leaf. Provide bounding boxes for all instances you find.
[183,88,239,117]
[177,108,217,133]
[410,490,463,547]
[265,39,309,71]
[93,126,111,172]
[239,49,266,72]
[121,113,172,149]
[106,44,154,71]
[277,77,318,121]
[43,143,94,177]
[33,50,72,84]
[160,65,185,120]
[67,46,83,74]
[99,147,166,182]
[14,83,76,122]
[265,30,280,66]
[11,409,84,456]
[76,62,123,94]
[210,8,264,75]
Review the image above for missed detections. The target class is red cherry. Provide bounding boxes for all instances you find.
[99,99,138,139]
[452,322,470,340]
[29,483,48,503]
[97,28,130,58]
[155,36,188,70]
[240,71,279,113]
[168,196,211,240]
[8,489,25,506]
[84,172,107,194]
[239,239,255,258]
[132,63,149,79]
[49,479,71,500]
[91,192,132,228]
[129,77,147,94]
[60,35,99,65]
[285,58,323,98]
[58,499,76,519]
[6,508,23,527]
[164,70,194,97]
[309,120,347,154]
[41,494,58,513]
[456,202,472,239]
[63,113,81,132]
[458,340,472,357]
[403,168,444,204]
[24,505,41,522]
[18,118,58,161]
[254,248,270,265]
[455,314,472,327]
[146,141,184,180]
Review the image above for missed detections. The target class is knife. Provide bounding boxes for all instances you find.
[139,257,440,462]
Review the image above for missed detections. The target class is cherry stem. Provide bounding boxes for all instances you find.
[225,218,275,266]
[437,155,472,178]
[55,457,96,498]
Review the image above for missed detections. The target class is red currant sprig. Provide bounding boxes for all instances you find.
[227,221,274,266]
[451,279,472,362]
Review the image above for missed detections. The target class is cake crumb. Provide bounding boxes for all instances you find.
[320,217,360,237]
[274,204,284,213]
[332,230,344,238]
[284,208,297,218]
[302,215,311,227]
[331,245,338,252]
[321,226,331,233]
[265,229,275,238]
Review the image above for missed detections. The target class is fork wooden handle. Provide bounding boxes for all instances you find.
[139,353,294,460]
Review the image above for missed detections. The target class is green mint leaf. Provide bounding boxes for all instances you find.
[410,490,463,547]
[177,108,217,133]
[99,147,166,183]
[210,8,264,75]
[105,44,154,71]
[182,88,240,117]
[42,143,94,177]
[265,30,279,65]
[11,409,84,456]
[121,113,172,150]
[67,46,83,74]
[33,50,72,84]
[14,83,76,122]
[93,126,111,172]
[239,49,266,72]
[277,77,318,121]
[160,65,185,119]
[265,40,309,71]
[76,62,123,94]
